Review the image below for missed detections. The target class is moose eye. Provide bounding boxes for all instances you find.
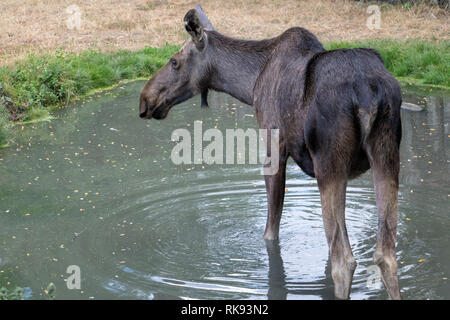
[169,59,178,68]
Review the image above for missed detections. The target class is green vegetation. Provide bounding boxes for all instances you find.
[0,40,449,146]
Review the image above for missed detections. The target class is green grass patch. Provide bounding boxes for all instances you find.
[0,39,448,146]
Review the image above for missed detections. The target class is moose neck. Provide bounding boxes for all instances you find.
[205,31,276,106]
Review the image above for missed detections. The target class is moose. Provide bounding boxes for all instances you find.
[139,5,402,300]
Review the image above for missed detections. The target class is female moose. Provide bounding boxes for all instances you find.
[139,5,402,300]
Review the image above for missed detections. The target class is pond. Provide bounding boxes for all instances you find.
[0,81,448,300]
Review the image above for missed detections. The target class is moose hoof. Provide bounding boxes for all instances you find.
[332,258,357,300]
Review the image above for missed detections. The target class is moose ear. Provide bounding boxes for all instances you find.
[194,4,215,31]
[184,9,206,50]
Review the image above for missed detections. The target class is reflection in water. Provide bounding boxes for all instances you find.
[0,82,448,299]
[265,240,287,300]
[265,239,337,300]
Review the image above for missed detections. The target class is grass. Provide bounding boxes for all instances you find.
[0,38,449,146]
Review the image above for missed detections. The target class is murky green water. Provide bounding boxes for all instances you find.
[0,81,448,300]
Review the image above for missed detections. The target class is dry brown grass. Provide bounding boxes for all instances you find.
[0,0,448,65]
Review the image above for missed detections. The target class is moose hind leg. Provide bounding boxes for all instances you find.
[317,177,356,299]
[367,140,402,300]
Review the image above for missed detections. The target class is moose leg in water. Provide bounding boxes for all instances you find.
[366,122,402,300]
[263,155,287,241]
[261,125,287,241]
[317,177,356,299]
[310,124,357,299]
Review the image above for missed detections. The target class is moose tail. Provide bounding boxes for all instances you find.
[356,80,384,142]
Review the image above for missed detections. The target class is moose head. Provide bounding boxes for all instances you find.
[139,5,215,120]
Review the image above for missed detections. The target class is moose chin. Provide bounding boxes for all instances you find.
[139,4,403,300]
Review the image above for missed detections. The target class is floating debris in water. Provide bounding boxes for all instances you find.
[44,282,55,297]
[71,228,87,242]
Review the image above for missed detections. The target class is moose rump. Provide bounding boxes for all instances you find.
[302,48,402,181]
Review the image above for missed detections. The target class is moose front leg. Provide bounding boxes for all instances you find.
[263,158,287,241]
[317,177,357,299]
